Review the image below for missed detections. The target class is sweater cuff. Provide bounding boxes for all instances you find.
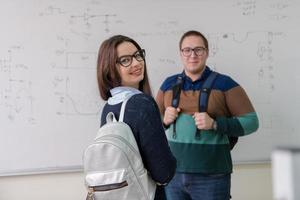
[163,123,170,130]
[215,117,228,134]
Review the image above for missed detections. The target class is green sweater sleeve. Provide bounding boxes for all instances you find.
[216,112,259,137]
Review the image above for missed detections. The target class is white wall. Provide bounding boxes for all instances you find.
[0,163,272,200]
[232,164,272,200]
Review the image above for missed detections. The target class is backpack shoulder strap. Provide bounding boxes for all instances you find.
[171,75,183,108]
[171,74,184,139]
[196,71,238,149]
[105,94,134,124]
[199,71,218,112]
[119,95,133,122]
[195,71,218,139]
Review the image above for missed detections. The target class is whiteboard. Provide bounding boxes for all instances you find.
[1,0,300,176]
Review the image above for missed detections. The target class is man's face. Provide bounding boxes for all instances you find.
[180,35,208,76]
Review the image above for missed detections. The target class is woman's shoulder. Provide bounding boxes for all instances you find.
[127,93,158,112]
[129,93,156,104]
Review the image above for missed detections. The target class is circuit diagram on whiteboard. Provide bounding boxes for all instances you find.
[0,46,35,124]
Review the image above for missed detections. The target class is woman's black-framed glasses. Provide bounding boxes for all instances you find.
[117,49,146,67]
[181,47,206,57]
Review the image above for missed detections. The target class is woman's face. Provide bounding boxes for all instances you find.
[116,41,145,89]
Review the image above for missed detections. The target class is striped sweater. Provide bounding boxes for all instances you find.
[156,66,259,174]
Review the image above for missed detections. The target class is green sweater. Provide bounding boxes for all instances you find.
[156,67,259,174]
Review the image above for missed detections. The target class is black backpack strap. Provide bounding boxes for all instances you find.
[195,71,218,139]
[195,71,238,149]
[199,72,218,112]
[171,75,183,139]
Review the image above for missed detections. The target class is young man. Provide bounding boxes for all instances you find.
[156,30,259,200]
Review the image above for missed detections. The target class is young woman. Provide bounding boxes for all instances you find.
[97,35,176,200]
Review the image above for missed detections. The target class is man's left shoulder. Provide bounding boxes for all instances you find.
[214,72,240,91]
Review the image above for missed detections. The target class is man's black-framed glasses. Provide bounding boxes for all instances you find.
[117,49,146,67]
[181,47,206,57]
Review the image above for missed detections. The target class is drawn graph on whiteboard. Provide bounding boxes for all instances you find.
[0,47,36,124]
[51,51,97,70]
[39,4,122,39]
[207,30,285,99]
[53,74,102,116]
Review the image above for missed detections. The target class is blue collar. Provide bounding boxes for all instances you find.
[181,66,212,83]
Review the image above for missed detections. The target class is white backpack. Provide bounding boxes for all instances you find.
[83,97,156,200]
